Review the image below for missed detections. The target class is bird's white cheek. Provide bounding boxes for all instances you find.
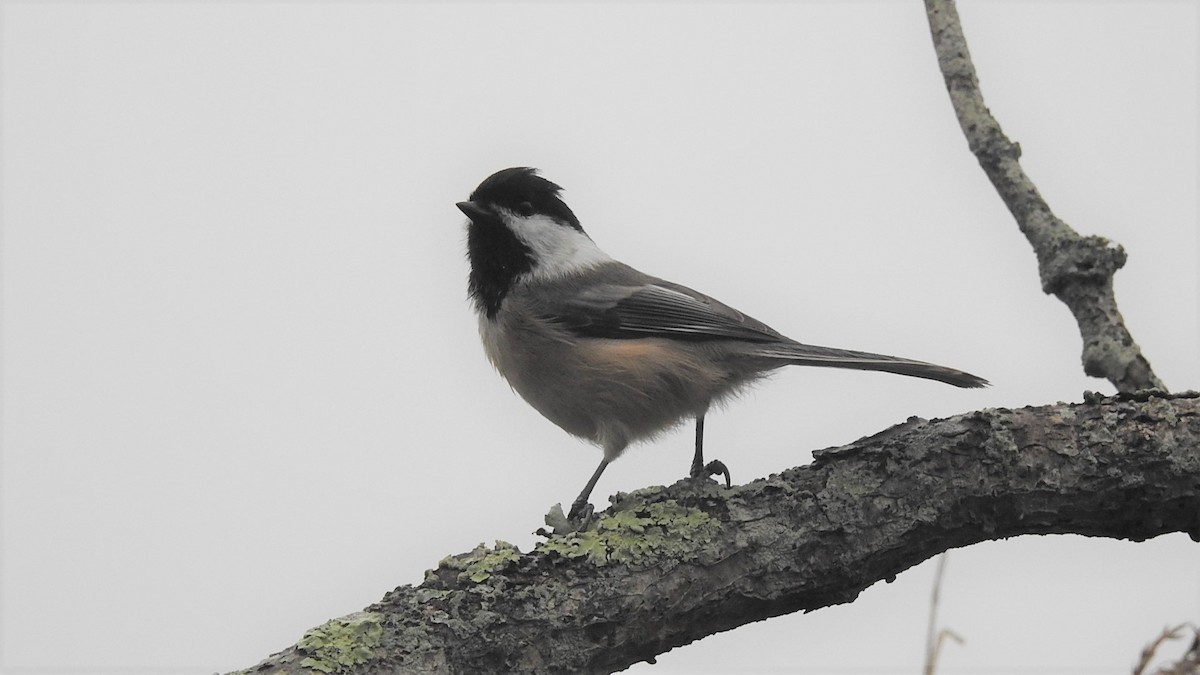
[506,214,613,280]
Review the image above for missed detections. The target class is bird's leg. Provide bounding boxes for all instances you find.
[690,414,706,476]
[689,414,730,488]
[568,456,611,521]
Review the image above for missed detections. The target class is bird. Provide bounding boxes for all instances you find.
[456,167,987,521]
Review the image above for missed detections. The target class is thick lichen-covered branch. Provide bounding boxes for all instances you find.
[235,392,1200,675]
[923,0,1164,393]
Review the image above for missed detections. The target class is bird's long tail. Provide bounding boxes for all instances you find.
[753,342,989,388]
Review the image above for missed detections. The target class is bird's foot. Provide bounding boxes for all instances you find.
[567,499,594,522]
[690,459,731,488]
[541,501,597,536]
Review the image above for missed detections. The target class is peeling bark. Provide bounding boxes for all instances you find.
[237,392,1200,675]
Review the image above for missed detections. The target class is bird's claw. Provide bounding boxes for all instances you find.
[542,502,597,535]
[567,500,594,523]
[691,459,731,488]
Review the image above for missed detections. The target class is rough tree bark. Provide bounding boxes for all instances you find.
[237,392,1200,674]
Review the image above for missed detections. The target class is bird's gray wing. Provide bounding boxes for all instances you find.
[529,268,990,387]
[542,278,786,343]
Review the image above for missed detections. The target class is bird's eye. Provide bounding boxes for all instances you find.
[516,201,535,217]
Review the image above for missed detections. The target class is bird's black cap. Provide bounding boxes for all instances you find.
[465,167,583,232]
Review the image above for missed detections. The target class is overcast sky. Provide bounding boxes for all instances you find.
[3,2,1198,673]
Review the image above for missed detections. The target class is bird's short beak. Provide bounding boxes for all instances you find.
[456,201,488,222]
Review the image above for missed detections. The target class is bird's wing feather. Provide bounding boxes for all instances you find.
[544,279,785,343]
[527,266,989,387]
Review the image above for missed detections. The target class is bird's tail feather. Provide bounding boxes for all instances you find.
[753,342,989,388]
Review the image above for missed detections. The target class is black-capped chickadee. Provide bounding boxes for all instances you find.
[458,167,987,520]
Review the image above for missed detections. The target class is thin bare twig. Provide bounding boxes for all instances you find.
[923,0,1164,393]
[923,554,964,675]
[924,553,948,674]
[1134,623,1200,675]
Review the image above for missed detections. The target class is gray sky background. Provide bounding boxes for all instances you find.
[3,2,1197,673]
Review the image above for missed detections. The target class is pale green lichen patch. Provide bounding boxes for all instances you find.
[536,500,719,566]
[297,612,383,673]
[437,541,522,583]
[1145,395,1179,427]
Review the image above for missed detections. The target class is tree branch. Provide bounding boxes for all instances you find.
[236,392,1200,674]
[923,0,1164,393]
